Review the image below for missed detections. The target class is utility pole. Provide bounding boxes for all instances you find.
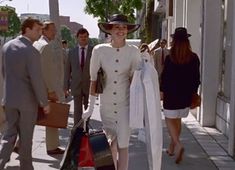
[48,0,62,50]
[48,0,64,88]
[49,0,60,30]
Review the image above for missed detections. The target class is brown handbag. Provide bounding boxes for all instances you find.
[95,67,106,94]
[37,101,70,128]
[190,93,201,109]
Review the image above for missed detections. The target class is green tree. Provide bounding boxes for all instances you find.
[89,38,99,46]
[84,0,143,23]
[60,25,75,48]
[144,0,154,43]
[0,6,21,40]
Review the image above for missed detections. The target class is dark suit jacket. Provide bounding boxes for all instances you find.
[1,36,48,109]
[64,45,93,96]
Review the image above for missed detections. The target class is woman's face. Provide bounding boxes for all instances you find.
[110,24,128,40]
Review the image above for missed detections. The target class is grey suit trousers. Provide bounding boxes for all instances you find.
[0,107,37,170]
[73,91,89,125]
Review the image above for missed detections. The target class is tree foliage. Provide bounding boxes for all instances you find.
[60,25,75,48]
[84,0,143,23]
[89,38,99,47]
[144,0,154,43]
[0,6,21,38]
[60,25,72,41]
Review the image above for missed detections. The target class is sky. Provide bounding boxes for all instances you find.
[1,0,99,38]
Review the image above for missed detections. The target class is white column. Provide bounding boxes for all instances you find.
[185,0,202,56]
[224,0,232,99]
[174,0,184,28]
[167,18,174,46]
[228,0,235,156]
[166,0,174,44]
[201,0,223,126]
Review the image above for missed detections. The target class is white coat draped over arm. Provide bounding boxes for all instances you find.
[130,51,163,170]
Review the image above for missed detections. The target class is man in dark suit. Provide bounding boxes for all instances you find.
[64,28,93,125]
[0,18,49,170]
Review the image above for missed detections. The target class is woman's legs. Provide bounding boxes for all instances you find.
[110,139,118,169]
[117,147,129,170]
[165,117,184,163]
[110,138,129,170]
[166,137,175,156]
[165,118,181,148]
[176,118,182,137]
[175,118,184,164]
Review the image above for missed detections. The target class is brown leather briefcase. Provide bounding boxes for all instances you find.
[37,102,70,128]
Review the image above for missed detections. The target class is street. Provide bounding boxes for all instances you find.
[3,100,235,170]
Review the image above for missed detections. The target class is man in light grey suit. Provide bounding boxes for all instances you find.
[33,21,65,155]
[64,28,93,125]
[0,18,49,170]
[153,39,170,80]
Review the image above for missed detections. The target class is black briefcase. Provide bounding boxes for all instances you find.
[89,131,115,170]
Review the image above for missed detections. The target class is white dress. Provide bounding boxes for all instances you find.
[130,51,163,170]
[90,43,141,148]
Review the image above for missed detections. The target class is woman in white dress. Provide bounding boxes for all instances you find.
[82,14,141,170]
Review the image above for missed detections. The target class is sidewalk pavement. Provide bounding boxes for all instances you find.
[3,100,235,170]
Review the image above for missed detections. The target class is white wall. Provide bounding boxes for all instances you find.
[185,0,202,57]
[174,0,184,28]
[227,0,235,156]
[201,0,223,126]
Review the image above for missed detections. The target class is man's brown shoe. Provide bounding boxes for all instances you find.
[47,148,65,155]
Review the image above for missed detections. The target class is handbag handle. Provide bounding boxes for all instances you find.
[83,120,87,132]
[72,118,93,131]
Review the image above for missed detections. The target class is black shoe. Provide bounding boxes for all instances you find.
[47,148,65,155]
[13,147,19,154]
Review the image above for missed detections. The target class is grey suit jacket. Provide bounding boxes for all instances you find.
[33,36,58,93]
[1,36,48,109]
[153,47,170,76]
[64,45,93,96]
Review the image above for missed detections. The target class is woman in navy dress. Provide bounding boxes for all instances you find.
[161,27,200,164]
